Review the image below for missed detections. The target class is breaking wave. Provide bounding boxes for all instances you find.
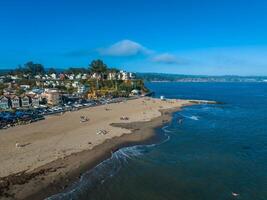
[179,114,200,121]
[46,133,170,200]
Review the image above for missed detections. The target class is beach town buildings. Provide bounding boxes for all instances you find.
[0,68,138,109]
[0,96,9,110]
[20,95,30,107]
[118,71,129,80]
[117,70,136,80]
[0,93,41,110]
[29,94,40,107]
[77,85,89,95]
[0,76,5,83]
[22,93,41,107]
[10,95,20,109]
[90,71,135,81]
[91,73,102,80]
[43,89,61,106]
[72,81,79,88]
[67,74,75,80]
[50,73,57,80]
[107,72,117,80]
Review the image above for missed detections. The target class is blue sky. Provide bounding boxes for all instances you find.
[0,0,267,75]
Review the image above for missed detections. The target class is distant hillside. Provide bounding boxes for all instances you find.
[136,73,267,82]
[0,69,13,76]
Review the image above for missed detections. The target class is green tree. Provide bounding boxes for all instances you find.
[67,86,76,94]
[55,85,66,90]
[0,83,5,95]
[24,61,45,76]
[108,68,120,73]
[88,59,107,74]
[16,88,25,96]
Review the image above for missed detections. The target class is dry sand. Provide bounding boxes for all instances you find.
[0,97,212,199]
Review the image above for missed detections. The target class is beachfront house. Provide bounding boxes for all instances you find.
[0,96,9,110]
[27,94,40,107]
[43,89,61,106]
[20,95,30,107]
[10,95,20,108]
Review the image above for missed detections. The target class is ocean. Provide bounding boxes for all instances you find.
[48,82,267,200]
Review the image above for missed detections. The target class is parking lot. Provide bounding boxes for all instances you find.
[0,97,132,129]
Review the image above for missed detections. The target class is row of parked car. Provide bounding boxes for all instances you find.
[0,97,129,129]
[0,110,45,129]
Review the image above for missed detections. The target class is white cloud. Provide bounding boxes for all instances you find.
[152,53,185,64]
[98,39,152,56]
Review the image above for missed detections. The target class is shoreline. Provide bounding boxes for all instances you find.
[0,98,215,200]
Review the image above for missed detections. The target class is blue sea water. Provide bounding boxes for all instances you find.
[48,83,267,200]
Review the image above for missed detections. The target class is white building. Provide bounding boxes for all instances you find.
[0,76,4,83]
[91,73,102,80]
[131,89,141,96]
[50,73,57,80]
[72,81,79,88]
[108,72,117,80]
[119,70,129,80]
[0,96,9,109]
[20,95,30,107]
[75,74,82,79]
[43,89,61,106]
[10,95,20,108]
[129,72,135,79]
[77,85,89,94]
[10,75,19,80]
[34,75,41,79]
[27,94,40,107]
[81,74,88,80]
[68,74,75,80]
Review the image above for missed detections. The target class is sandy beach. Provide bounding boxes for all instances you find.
[0,97,212,199]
